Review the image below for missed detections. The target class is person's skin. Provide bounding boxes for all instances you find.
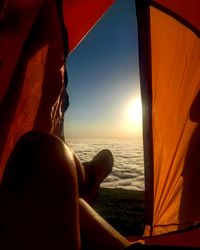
[81,149,114,203]
[79,199,130,250]
[0,131,130,250]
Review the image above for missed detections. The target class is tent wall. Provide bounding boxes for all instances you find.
[129,224,200,247]
[63,0,115,52]
[137,0,200,237]
[144,225,200,247]
[150,5,200,234]
[0,0,65,180]
[0,1,44,104]
[0,0,114,180]
[153,0,200,34]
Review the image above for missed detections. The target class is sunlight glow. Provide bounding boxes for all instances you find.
[124,96,143,136]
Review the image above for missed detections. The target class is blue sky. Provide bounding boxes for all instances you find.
[64,0,141,138]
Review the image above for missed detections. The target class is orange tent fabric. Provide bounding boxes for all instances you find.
[0,0,114,180]
[0,0,64,179]
[153,0,200,32]
[150,5,200,235]
[136,0,200,239]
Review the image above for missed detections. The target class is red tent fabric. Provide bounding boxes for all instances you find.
[63,0,115,52]
[0,0,114,180]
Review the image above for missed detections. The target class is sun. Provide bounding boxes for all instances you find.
[124,97,143,136]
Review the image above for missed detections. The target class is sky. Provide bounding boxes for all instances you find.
[64,0,142,138]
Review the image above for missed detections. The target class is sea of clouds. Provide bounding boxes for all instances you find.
[67,137,144,191]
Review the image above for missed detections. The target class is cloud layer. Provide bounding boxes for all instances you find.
[67,137,144,191]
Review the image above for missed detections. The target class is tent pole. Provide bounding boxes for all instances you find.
[135,0,154,234]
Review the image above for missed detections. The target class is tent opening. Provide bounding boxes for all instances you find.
[64,0,145,237]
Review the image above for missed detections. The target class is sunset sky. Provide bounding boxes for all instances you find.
[64,0,142,138]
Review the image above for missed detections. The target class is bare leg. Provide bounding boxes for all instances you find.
[0,131,81,250]
[0,131,129,250]
[79,199,130,250]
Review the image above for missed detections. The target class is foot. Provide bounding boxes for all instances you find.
[82,149,114,202]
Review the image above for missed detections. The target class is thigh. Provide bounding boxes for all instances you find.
[0,130,81,250]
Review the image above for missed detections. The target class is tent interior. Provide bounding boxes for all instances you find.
[0,0,200,248]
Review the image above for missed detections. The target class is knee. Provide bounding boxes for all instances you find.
[1,130,78,198]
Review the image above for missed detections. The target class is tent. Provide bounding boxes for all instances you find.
[135,0,200,246]
[0,0,200,248]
